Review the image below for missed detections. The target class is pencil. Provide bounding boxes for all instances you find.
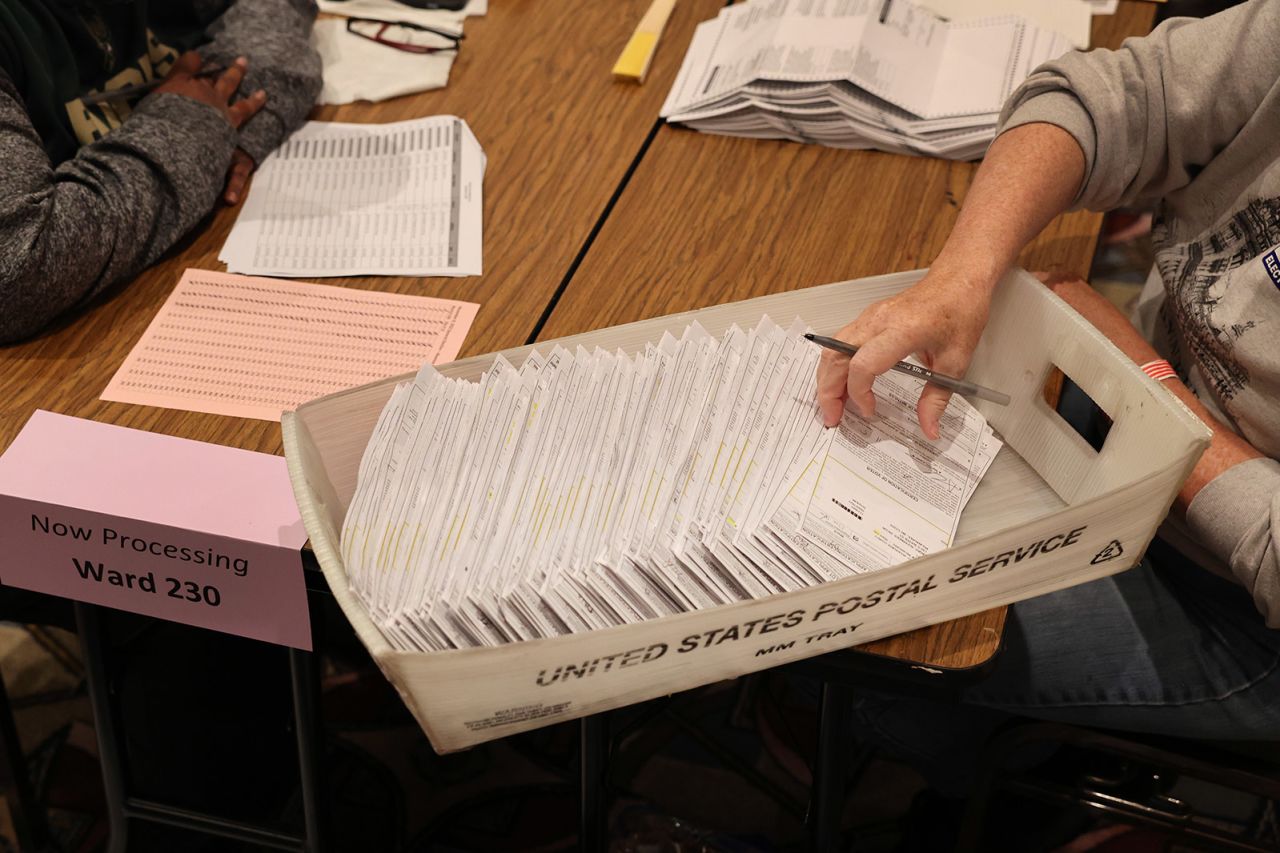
[804,333,1011,406]
[81,65,228,107]
[613,0,678,83]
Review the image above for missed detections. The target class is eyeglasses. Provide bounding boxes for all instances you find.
[345,18,464,54]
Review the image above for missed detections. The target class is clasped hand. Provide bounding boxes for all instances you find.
[154,51,266,205]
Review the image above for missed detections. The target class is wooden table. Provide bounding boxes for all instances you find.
[0,2,1155,847]
[0,3,722,850]
[536,3,1156,674]
[0,0,725,456]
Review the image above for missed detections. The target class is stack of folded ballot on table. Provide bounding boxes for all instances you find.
[340,318,1001,651]
[661,0,1072,160]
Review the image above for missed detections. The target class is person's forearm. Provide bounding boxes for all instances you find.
[201,0,321,163]
[0,75,235,343]
[1163,380,1263,511]
[932,123,1085,288]
[816,123,1088,434]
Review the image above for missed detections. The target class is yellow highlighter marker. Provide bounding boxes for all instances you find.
[613,0,678,83]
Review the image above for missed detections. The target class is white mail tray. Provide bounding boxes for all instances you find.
[283,269,1210,752]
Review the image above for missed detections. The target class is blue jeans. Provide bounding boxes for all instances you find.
[844,539,1280,794]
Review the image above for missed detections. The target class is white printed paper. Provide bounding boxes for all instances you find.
[222,116,484,277]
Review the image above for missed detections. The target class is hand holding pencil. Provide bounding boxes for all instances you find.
[806,333,1009,406]
[81,60,223,105]
[814,264,999,440]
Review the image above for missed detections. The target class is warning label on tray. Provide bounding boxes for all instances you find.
[464,701,573,732]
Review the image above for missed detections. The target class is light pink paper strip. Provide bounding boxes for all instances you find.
[102,268,479,421]
[0,411,311,648]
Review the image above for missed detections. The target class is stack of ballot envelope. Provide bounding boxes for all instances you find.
[341,318,1002,652]
[660,0,1072,160]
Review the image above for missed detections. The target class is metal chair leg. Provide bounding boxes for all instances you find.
[75,602,325,852]
[74,603,129,853]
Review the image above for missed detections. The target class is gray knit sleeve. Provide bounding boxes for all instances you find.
[1185,459,1280,628]
[995,0,1280,211]
[198,0,321,164]
[0,74,236,343]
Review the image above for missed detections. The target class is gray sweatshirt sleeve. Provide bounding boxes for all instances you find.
[0,0,321,344]
[1186,460,1280,627]
[197,0,321,164]
[994,0,1280,619]
[995,0,1280,211]
[0,74,236,344]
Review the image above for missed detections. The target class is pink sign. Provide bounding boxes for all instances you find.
[0,411,311,649]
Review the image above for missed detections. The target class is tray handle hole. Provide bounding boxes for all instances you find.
[1044,365,1113,454]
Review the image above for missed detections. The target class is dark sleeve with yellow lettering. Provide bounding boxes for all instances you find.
[0,69,236,343]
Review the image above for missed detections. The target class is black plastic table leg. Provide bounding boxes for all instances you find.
[811,680,853,853]
[289,647,327,853]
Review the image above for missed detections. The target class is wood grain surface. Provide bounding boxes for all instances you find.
[535,3,1154,670]
[0,1,1154,672]
[538,4,1155,340]
[0,0,723,455]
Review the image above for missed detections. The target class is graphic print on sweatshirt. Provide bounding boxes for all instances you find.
[1154,196,1280,404]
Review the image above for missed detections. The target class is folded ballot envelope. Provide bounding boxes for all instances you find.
[283,268,1210,753]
